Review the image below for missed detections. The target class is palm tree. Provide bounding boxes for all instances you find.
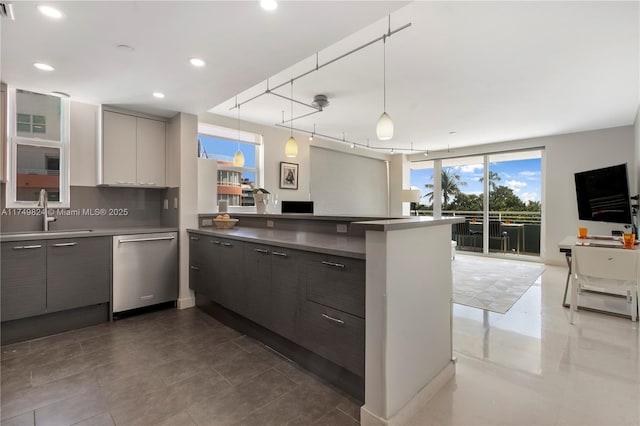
[424,169,467,209]
[479,170,501,191]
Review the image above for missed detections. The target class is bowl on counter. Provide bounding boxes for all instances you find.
[213,218,239,229]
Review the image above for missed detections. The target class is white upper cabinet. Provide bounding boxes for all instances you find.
[101,108,166,187]
[136,116,166,186]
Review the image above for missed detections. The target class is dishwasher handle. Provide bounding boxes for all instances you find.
[118,236,176,244]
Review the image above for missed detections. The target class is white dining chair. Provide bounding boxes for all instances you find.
[570,245,639,324]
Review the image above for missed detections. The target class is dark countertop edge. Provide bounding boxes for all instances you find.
[187,227,366,260]
[352,216,465,231]
[0,227,179,242]
[198,213,400,222]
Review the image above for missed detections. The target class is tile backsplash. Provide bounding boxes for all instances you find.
[1,184,177,232]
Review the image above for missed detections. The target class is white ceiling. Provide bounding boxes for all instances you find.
[2,1,639,153]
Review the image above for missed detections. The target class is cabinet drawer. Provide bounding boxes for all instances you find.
[299,301,364,377]
[304,255,365,318]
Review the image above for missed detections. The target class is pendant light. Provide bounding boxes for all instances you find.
[376,34,394,141]
[285,80,298,157]
[233,98,245,167]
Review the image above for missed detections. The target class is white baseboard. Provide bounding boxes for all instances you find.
[177,296,195,309]
[360,361,456,426]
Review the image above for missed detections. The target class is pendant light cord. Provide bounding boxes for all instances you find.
[383,35,387,112]
[290,79,294,137]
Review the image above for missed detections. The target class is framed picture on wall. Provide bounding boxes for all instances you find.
[280,162,299,190]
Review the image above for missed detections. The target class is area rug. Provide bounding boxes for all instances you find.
[452,255,545,314]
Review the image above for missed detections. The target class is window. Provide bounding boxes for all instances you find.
[7,88,70,207]
[197,123,263,207]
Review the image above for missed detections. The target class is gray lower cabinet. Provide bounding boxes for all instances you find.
[243,243,302,341]
[1,236,110,322]
[188,231,365,377]
[47,237,110,313]
[1,241,47,321]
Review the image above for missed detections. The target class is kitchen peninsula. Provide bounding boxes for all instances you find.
[188,213,463,426]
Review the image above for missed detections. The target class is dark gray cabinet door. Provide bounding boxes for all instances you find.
[1,241,46,321]
[270,247,302,341]
[243,242,273,327]
[189,234,209,296]
[303,254,365,318]
[46,237,110,313]
[213,238,244,314]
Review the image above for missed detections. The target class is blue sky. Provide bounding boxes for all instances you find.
[411,158,542,204]
[199,135,256,183]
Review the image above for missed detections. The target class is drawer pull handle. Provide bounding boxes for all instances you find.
[52,242,78,247]
[272,251,288,257]
[13,245,42,250]
[322,313,345,325]
[190,265,200,271]
[254,248,269,254]
[211,240,221,245]
[190,236,200,241]
[222,242,233,247]
[322,261,345,268]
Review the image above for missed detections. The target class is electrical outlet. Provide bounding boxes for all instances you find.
[202,219,213,227]
[267,220,274,228]
[163,199,168,210]
[337,224,348,233]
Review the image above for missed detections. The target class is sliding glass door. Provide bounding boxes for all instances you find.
[411,149,542,258]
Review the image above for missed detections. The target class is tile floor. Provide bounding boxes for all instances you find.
[2,256,639,425]
[1,308,360,425]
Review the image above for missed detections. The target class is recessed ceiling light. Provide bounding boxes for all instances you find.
[190,58,205,67]
[116,44,135,52]
[153,92,165,99]
[33,62,54,71]
[260,0,278,11]
[37,5,63,19]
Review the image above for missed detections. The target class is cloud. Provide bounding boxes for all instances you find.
[505,179,527,188]
[519,170,541,180]
[455,164,483,173]
[520,192,539,202]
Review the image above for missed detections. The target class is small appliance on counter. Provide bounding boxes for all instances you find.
[281,201,314,214]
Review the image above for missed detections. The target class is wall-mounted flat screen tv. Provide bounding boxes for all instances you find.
[574,163,633,225]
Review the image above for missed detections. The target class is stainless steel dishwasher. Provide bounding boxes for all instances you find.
[112,232,178,313]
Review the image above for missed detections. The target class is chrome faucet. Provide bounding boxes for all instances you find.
[38,189,56,231]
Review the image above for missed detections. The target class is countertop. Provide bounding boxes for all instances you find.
[0,227,179,242]
[188,227,366,259]
[198,212,398,222]
[352,216,465,231]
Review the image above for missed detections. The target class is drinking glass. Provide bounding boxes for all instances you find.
[623,233,635,248]
[578,227,588,239]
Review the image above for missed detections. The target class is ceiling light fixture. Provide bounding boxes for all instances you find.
[260,0,277,11]
[233,97,245,167]
[284,80,298,158]
[376,27,393,141]
[153,92,165,99]
[190,58,205,67]
[37,5,62,19]
[33,62,54,71]
[309,124,315,141]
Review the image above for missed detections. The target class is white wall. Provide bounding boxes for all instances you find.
[545,126,634,264]
[198,112,391,211]
[635,105,640,199]
[310,146,388,216]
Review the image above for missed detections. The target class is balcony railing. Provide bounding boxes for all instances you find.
[414,210,541,225]
[413,210,542,255]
